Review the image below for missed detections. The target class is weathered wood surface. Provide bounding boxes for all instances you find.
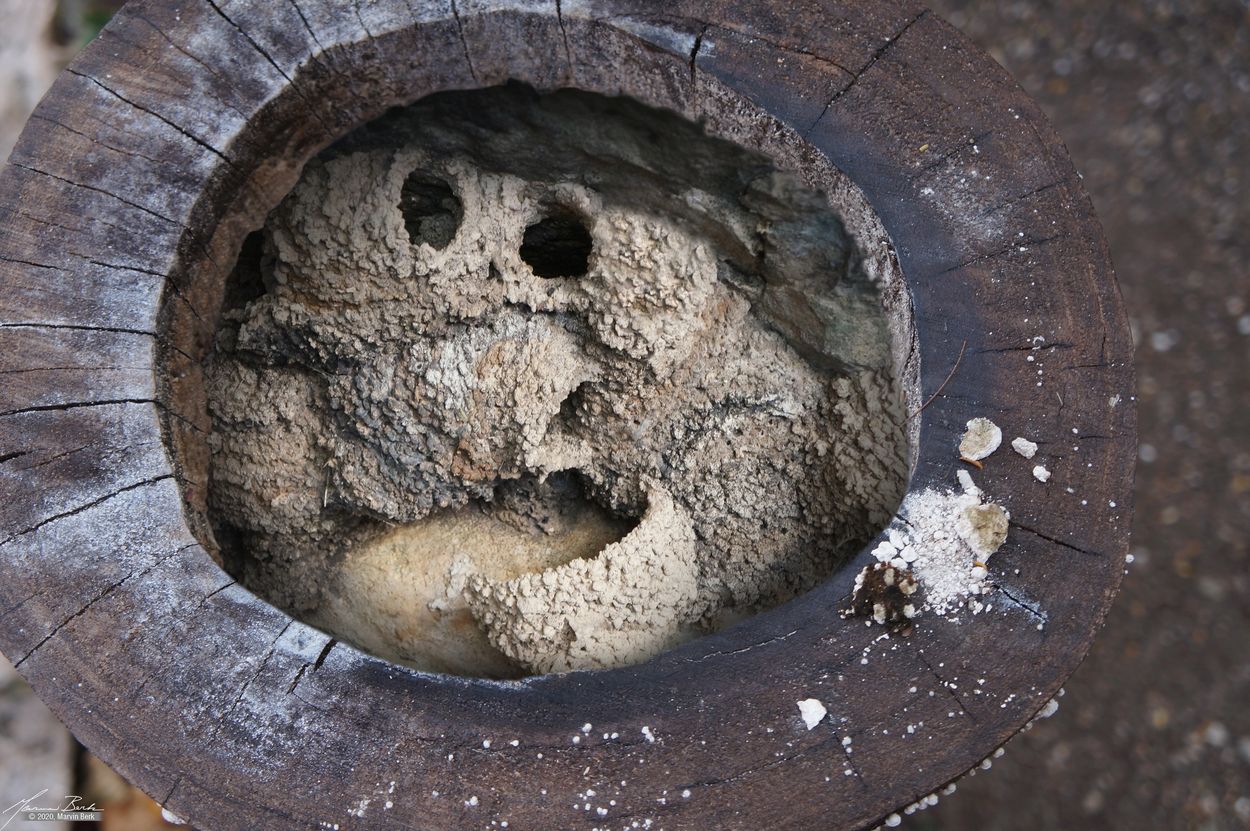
[0,1,1134,829]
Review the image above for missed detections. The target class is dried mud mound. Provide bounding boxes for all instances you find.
[205,86,907,676]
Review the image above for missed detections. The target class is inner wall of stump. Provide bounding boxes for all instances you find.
[199,84,912,679]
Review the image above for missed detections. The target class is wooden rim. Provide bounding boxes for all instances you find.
[0,2,1134,829]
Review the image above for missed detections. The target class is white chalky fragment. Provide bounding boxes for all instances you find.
[1033,465,1051,483]
[1011,437,1038,458]
[796,698,827,730]
[960,417,1002,460]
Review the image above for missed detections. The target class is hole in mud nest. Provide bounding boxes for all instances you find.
[197,84,911,679]
[520,207,593,278]
[400,171,462,249]
[220,229,269,313]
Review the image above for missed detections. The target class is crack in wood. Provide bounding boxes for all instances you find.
[978,178,1068,218]
[805,9,930,137]
[935,233,1065,276]
[213,620,295,734]
[0,365,142,376]
[0,253,67,273]
[9,161,186,232]
[555,0,574,78]
[916,650,978,723]
[0,322,156,337]
[675,730,852,792]
[65,68,236,167]
[1009,519,1105,558]
[448,0,480,84]
[0,397,155,419]
[199,0,334,134]
[12,541,197,667]
[991,583,1048,624]
[0,473,172,549]
[688,23,709,90]
[683,628,800,663]
[352,0,376,39]
[9,443,90,473]
[600,14,856,75]
[974,341,1075,355]
[123,10,254,123]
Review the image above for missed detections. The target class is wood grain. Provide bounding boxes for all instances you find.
[0,1,1134,829]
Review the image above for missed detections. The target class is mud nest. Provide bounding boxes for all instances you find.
[205,85,908,677]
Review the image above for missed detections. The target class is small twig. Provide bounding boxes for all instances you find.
[909,338,967,419]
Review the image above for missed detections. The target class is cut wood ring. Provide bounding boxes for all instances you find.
[0,2,1134,829]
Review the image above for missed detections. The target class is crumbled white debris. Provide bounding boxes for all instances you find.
[796,698,827,730]
[1011,437,1038,458]
[1033,465,1051,483]
[160,809,185,825]
[882,470,1009,617]
[959,417,1003,461]
[641,726,656,743]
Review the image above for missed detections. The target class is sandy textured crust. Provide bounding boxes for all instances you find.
[203,87,907,676]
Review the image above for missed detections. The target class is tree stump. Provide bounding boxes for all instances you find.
[0,1,1134,829]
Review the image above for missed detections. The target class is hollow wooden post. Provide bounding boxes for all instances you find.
[0,2,1134,829]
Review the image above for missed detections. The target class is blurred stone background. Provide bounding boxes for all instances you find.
[2,1,1248,829]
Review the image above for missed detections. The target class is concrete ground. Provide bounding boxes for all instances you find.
[3,2,1249,830]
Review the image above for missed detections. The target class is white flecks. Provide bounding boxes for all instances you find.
[1038,697,1060,719]
[1011,437,1038,459]
[348,798,371,818]
[879,471,1010,618]
[641,726,656,743]
[681,790,691,799]
[582,723,593,733]
[482,739,492,749]
[959,417,1002,461]
[509,739,520,747]
[1033,465,1051,483]
[884,813,902,827]
[796,698,827,730]
[465,796,480,808]
[160,808,185,825]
